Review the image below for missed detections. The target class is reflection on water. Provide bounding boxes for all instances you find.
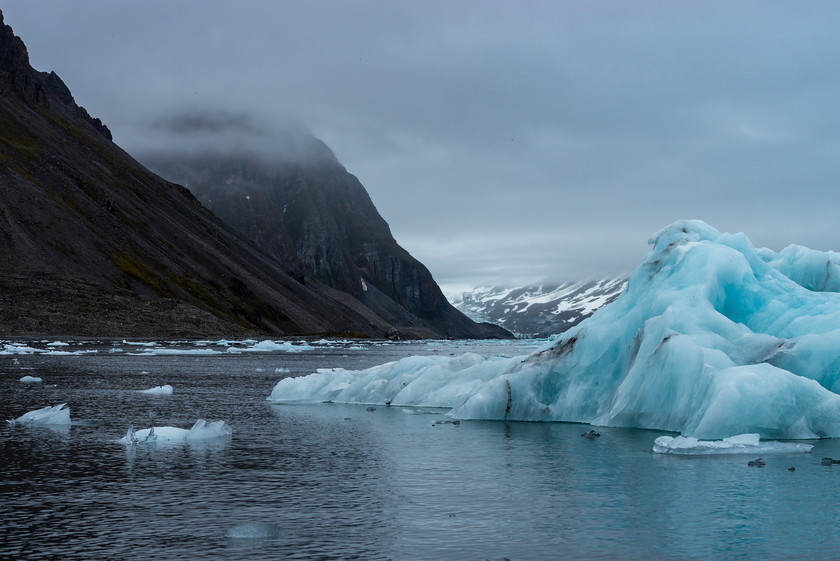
[2,339,840,560]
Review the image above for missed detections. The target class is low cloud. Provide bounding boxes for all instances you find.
[132,108,337,168]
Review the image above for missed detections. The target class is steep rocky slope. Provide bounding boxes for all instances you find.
[142,133,510,340]
[0,11,425,338]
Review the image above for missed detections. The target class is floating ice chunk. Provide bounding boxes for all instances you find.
[138,384,173,395]
[224,522,282,540]
[269,221,840,439]
[2,344,97,356]
[7,404,71,426]
[2,343,40,354]
[46,341,69,347]
[19,375,43,383]
[118,419,232,445]
[244,340,314,353]
[652,433,813,455]
[130,348,221,356]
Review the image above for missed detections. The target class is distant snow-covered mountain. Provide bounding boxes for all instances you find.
[450,277,628,338]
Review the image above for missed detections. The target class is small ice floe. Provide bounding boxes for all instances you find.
[243,340,314,353]
[652,433,813,455]
[2,343,41,355]
[19,375,43,383]
[224,522,282,540]
[7,404,71,427]
[138,385,173,395]
[119,419,232,445]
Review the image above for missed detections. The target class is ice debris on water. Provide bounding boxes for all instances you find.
[118,419,232,445]
[7,404,71,427]
[19,375,42,383]
[269,220,840,439]
[138,384,173,395]
[652,433,813,455]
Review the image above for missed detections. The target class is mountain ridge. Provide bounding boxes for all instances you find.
[141,131,510,340]
[451,277,628,338]
[0,10,470,338]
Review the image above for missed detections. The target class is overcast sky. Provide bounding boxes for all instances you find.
[4,1,840,296]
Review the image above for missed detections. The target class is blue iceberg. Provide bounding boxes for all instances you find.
[269,220,840,439]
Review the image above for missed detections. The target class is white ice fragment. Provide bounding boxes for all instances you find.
[651,433,813,455]
[2,343,41,354]
[130,348,221,356]
[138,384,173,395]
[19,375,43,383]
[7,404,71,426]
[244,340,314,353]
[118,419,232,445]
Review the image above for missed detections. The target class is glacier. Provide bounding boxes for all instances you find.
[269,220,840,439]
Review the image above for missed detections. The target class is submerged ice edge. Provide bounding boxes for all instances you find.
[268,220,840,440]
[651,434,814,455]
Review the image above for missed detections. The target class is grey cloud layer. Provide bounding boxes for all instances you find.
[4,0,840,293]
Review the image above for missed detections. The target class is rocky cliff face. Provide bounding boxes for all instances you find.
[0,10,424,338]
[142,133,511,340]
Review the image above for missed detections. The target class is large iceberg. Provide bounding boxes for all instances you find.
[269,220,840,439]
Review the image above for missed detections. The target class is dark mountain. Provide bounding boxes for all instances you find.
[141,131,510,340]
[452,277,627,338]
[0,11,459,339]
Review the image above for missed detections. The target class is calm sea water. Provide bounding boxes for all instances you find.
[3,338,840,561]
